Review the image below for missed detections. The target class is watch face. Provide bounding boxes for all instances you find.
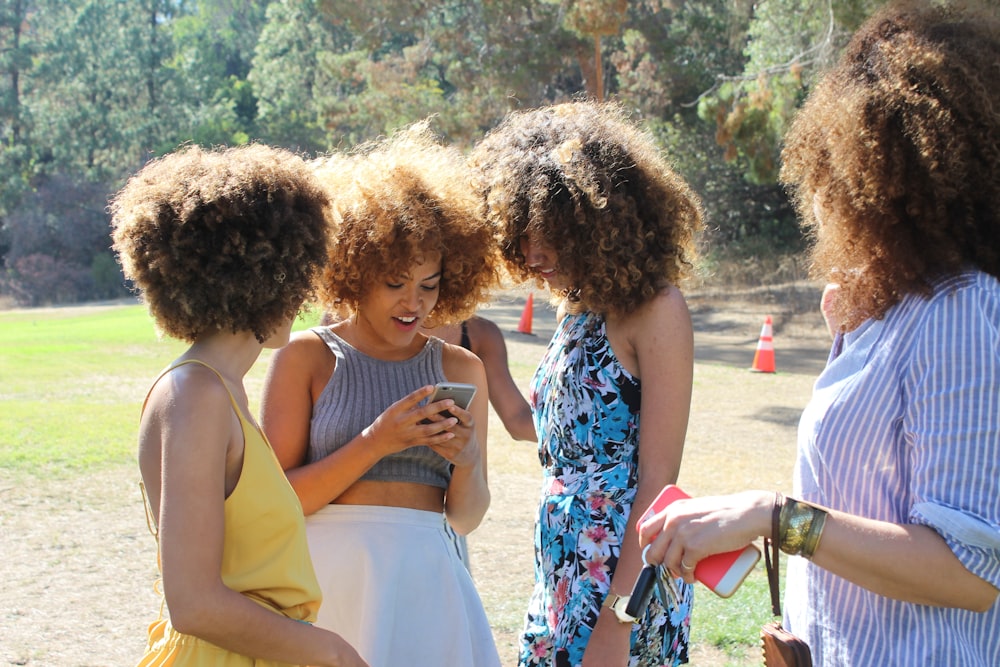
[612,596,634,623]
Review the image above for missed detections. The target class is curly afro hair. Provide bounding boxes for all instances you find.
[780,0,1000,331]
[110,144,332,343]
[467,100,702,317]
[312,120,499,326]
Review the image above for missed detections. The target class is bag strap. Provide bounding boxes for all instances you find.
[765,491,783,617]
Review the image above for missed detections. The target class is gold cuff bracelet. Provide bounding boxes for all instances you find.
[778,497,828,559]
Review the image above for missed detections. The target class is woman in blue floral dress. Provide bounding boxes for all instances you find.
[469,101,703,667]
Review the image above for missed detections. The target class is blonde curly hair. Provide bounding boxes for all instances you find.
[110,144,331,343]
[781,0,1000,331]
[313,121,499,325]
[468,100,702,317]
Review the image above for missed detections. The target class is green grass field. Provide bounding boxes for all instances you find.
[0,304,326,475]
[0,302,815,665]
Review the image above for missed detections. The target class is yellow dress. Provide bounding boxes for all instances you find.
[136,360,321,666]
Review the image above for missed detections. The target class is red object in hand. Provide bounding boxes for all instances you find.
[637,485,761,597]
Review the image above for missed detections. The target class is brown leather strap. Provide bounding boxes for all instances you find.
[765,492,784,617]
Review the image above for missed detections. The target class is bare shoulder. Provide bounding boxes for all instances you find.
[440,339,486,385]
[608,287,692,339]
[465,316,506,352]
[618,286,691,336]
[147,362,232,414]
[270,327,329,367]
[141,363,235,458]
[440,338,482,366]
[466,315,503,340]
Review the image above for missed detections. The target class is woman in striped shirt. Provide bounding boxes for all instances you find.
[639,2,1000,664]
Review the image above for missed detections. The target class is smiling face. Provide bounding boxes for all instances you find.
[351,252,443,358]
[519,229,569,292]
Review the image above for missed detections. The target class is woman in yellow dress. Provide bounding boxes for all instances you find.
[111,144,368,667]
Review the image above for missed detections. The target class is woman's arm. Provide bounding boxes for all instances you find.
[583,288,694,667]
[436,345,491,534]
[467,316,536,442]
[638,491,999,611]
[144,373,367,667]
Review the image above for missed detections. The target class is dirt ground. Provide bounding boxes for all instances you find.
[0,284,833,666]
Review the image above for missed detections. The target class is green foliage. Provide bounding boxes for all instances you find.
[1,170,118,305]
[27,0,176,181]
[0,0,892,305]
[697,75,806,185]
[90,251,129,301]
[166,0,269,146]
[652,114,802,263]
[696,0,889,185]
[250,0,347,151]
[0,0,36,220]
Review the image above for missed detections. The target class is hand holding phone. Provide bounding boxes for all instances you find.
[637,484,760,598]
[420,382,477,425]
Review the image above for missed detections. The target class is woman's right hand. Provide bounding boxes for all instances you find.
[637,490,774,582]
[361,385,461,456]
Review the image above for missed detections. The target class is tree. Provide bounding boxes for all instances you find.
[166,0,270,147]
[0,0,35,234]
[697,0,886,184]
[250,0,349,152]
[557,0,628,101]
[1,171,122,305]
[26,0,178,180]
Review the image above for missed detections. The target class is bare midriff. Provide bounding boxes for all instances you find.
[332,479,446,513]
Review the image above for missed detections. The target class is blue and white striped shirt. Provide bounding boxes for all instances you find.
[786,270,1000,665]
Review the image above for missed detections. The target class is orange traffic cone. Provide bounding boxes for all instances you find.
[750,315,776,373]
[517,293,534,335]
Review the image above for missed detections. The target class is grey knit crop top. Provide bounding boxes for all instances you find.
[307,327,451,489]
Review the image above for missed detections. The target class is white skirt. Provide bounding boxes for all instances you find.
[306,504,501,667]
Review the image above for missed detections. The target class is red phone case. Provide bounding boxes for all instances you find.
[638,484,760,598]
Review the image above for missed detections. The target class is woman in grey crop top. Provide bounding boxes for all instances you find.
[260,122,502,667]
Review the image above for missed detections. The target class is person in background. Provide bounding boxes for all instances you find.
[424,314,537,570]
[639,2,1000,664]
[425,315,536,442]
[110,144,367,667]
[469,100,703,667]
[260,122,502,667]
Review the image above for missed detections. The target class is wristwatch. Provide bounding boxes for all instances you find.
[602,593,636,624]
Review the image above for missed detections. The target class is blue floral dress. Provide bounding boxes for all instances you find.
[518,311,692,667]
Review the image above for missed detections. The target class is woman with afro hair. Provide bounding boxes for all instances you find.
[260,121,502,667]
[640,2,1000,664]
[111,144,367,667]
[469,100,703,667]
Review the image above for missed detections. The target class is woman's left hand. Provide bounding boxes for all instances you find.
[637,491,774,583]
[426,404,481,468]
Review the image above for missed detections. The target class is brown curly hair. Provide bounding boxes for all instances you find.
[780,0,1000,332]
[312,121,499,326]
[467,100,702,317]
[110,144,332,343]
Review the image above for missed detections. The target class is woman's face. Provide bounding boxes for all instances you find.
[355,252,442,351]
[519,230,568,291]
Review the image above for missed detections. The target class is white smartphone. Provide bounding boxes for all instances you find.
[421,382,477,424]
[637,484,761,598]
